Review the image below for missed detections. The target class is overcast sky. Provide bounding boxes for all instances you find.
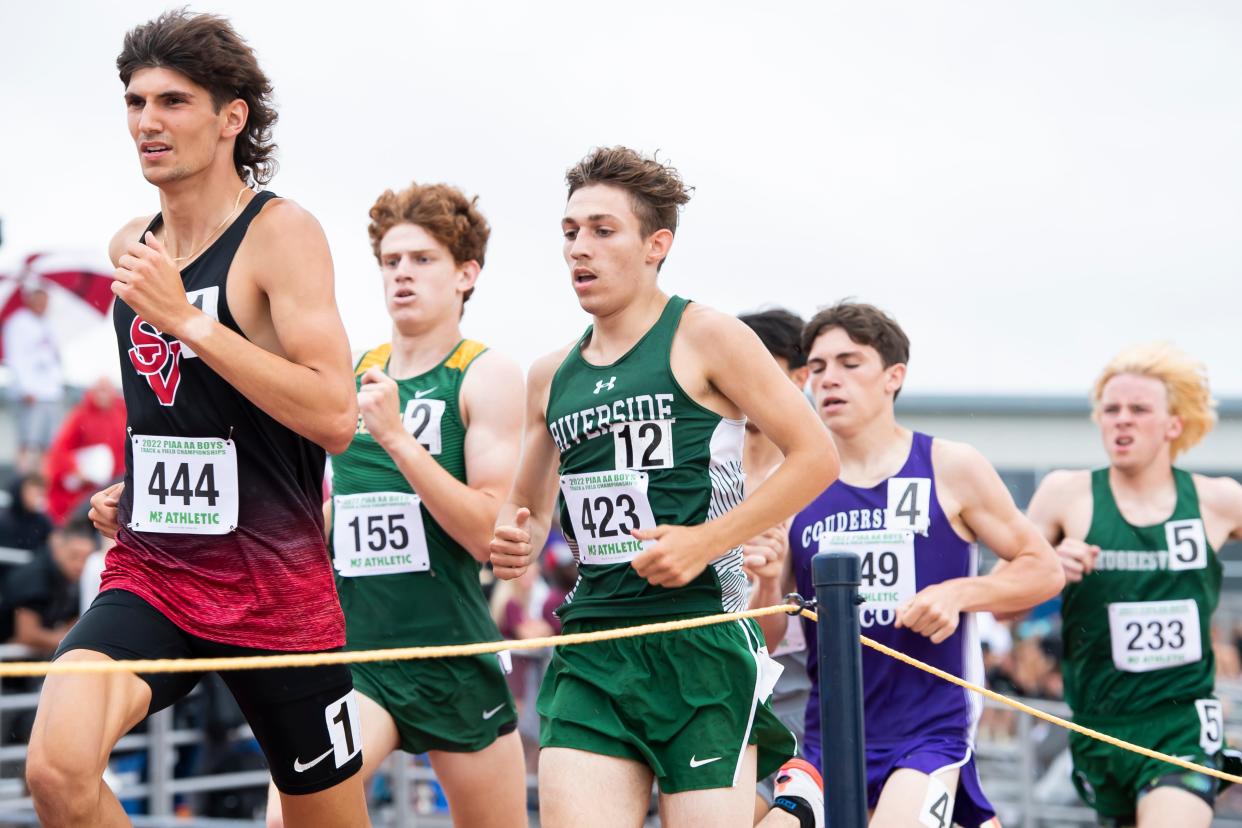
[2,1,1240,395]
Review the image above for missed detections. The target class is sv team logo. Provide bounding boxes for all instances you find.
[128,317,184,406]
[125,287,219,407]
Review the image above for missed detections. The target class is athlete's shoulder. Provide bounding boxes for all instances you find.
[1192,473,1242,520]
[461,346,521,390]
[353,343,392,375]
[532,341,577,378]
[928,437,995,482]
[1029,469,1092,512]
[239,196,332,289]
[1037,468,1092,495]
[529,341,578,392]
[462,345,518,376]
[678,302,751,343]
[246,195,326,242]
[109,215,156,266]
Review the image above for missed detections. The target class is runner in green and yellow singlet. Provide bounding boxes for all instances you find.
[489,147,839,828]
[266,183,527,828]
[1028,343,1242,828]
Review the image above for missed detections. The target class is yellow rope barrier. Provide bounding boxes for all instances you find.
[799,609,1242,785]
[0,604,796,678]
[2,599,1236,785]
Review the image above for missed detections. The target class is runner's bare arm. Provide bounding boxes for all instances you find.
[633,311,837,587]
[490,348,569,579]
[943,442,1063,609]
[1026,469,1097,583]
[895,444,1061,642]
[110,201,356,454]
[364,351,524,562]
[1195,474,1242,547]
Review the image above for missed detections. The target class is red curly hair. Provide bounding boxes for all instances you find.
[367,182,491,304]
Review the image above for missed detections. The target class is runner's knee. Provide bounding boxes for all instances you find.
[26,742,105,821]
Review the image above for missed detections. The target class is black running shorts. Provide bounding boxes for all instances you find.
[56,589,363,795]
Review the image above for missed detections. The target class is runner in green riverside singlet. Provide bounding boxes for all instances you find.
[1027,343,1242,828]
[265,182,527,828]
[488,147,839,828]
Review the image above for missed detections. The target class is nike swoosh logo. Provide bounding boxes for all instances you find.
[689,755,722,768]
[292,746,334,773]
[482,704,505,720]
[414,388,437,398]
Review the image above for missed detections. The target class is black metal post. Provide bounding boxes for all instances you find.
[812,550,867,827]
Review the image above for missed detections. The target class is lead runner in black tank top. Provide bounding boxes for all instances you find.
[52,196,368,805]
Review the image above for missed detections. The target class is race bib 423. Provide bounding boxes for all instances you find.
[561,469,656,565]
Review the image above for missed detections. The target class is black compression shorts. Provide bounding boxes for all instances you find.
[56,589,362,795]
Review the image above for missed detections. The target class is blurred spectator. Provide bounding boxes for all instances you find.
[3,285,65,474]
[0,472,53,553]
[44,377,126,524]
[493,566,554,642]
[0,516,97,655]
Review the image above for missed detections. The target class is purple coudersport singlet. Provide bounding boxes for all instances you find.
[790,432,996,827]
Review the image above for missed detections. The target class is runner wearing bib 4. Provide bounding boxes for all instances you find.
[263,182,527,828]
[490,147,838,828]
[1027,344,1242,828]
[759,303,1060,828]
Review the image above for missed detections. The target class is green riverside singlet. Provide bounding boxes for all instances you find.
[1062,468,1220,719]
[547,296,748,622]
[331,340,501,649]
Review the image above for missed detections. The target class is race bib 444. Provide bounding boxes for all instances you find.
[130,435,238,535]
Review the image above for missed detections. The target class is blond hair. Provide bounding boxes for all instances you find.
[1092,342,1217,459]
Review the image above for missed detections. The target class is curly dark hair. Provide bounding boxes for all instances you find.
[367,182,491,306]
[118,9,278,185]
[565,147,693,271]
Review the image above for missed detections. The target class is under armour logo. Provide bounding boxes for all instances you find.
[593,377,617,394]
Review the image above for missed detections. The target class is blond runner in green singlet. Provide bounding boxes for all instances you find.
[265,182,527,828]
[1027,343,1242,828]
[488,147,839,828]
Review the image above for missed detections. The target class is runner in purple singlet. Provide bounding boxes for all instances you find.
[759,302,1062,828]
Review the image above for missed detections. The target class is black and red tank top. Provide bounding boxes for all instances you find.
[103,191,344,650]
